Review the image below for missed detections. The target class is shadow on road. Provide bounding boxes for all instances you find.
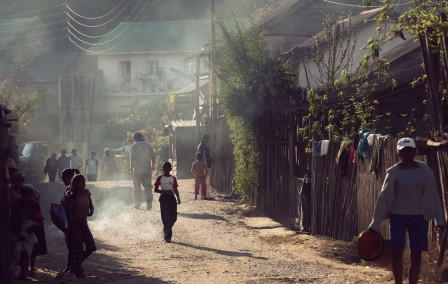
[177,212,228,221]
[174,242,267,260]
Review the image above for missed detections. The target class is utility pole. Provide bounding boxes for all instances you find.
[195,55,201,144]
[210,0,216,123]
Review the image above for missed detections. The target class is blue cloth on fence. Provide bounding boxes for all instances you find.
[357,128,372,158]
[312,141,321,156]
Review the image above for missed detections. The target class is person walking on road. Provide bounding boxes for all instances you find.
[44,153,58,182]
[191,152,207,200]
[85,151,99,182]
[65,174,96,278]
[69,149,83,171]
[130,132,156,210]
[57,149,70,180]
[101,148,117,181]
[368,137,445,284]
[197,133,214,198]
[154,162,181,243]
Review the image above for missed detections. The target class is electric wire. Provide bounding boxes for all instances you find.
[322,0,381,8]
[0,11,64,26]
[67,0,143,39]
[0,20,65,34]
[0,28,66,41]
[0,36,67,50]
[67,24,134,46]
[68,1,152,53]
[64,0,126,20]
[65,0,134,28]
[0,4,63,19]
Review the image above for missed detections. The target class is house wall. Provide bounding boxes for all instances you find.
[97,52,207,98]
[296,22,412,89]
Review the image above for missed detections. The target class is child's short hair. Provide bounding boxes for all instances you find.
[162,161,172,171]
[196,152,203,161]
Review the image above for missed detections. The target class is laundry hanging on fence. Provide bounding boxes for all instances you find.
[320,140,330,155]
[369,134,388,178]
[357,128,372,158]
[312,141,321,156]
[335,138,353,164]
[312,140,330,156]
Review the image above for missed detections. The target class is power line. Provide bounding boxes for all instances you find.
[0,36,67,50]
[0,20,65,35]
[67,24,134,46]
[0,4,63,19]
[0,28,66,41]
[67,0,144,40]
[0,11,64,26]
[322,0,381,8]
[68,1,153,54]
[64,0,127,20]
[65,0,134,28]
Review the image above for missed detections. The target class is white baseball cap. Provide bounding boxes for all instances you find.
[397,137,416,150]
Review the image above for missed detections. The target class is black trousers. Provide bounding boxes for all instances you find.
[159,194,177,240]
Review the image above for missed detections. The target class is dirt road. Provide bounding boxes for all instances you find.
[13,179,394,283]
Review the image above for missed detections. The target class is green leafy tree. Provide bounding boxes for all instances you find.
[0,60,45,130]
[214,18,295,199]
[102,99,166,143]
[298,17,387,147]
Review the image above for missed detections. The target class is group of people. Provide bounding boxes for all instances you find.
[44,148,118,182]
[8,169,47,281]
[129,131,214,242]
[7,154,97,280]
[130,131,181,242]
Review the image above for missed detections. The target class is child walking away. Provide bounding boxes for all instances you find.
[154,162,181,243]
[191,152,208,200]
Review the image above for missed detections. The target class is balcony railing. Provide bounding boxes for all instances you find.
[108,74,185,95]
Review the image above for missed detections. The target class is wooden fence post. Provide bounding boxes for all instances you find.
[0,105,11,284]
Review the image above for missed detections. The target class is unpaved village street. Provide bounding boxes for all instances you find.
[13,179,395,284]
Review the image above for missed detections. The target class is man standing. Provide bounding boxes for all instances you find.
[57,149,71,180]
[130,132,156,210]
[69,149,83,171]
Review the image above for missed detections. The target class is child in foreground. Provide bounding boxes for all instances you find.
[153,162,181,243]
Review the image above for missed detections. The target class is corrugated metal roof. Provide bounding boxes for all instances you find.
[170,119,197,128]
[88,20,211,54]
[170,76,209,95]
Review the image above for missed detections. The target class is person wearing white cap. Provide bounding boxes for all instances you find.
[368,137,445,284]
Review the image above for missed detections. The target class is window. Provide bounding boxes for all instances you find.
[146,60,159,76]
[120,61,131,79]
[182,59,195,75]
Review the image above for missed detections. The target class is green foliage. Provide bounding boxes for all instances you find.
[151,131,170,173]
[298,17,383,146]
[228,116,260,201]
[365,0,448,138]
[121,127,169,177]
[214,18,295,198]
[102,99,166,143]
[0,60,45,130]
